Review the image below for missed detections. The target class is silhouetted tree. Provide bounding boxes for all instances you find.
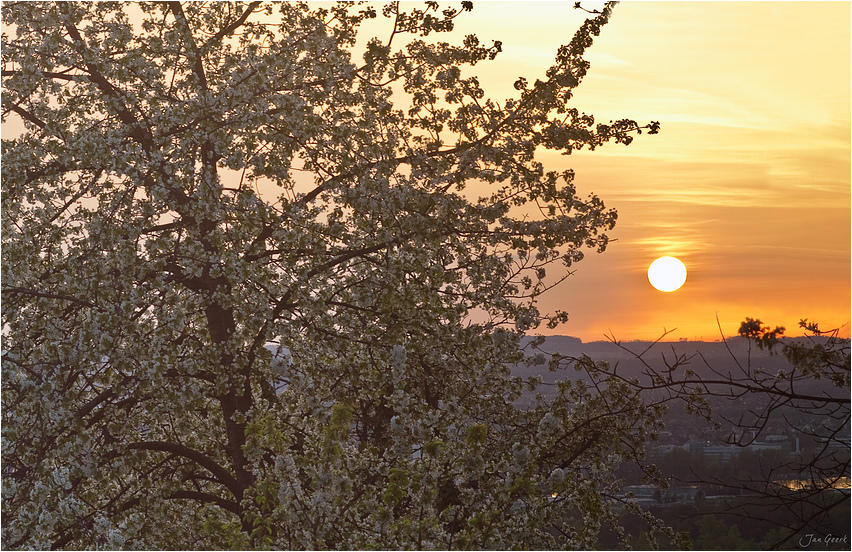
[567,319,850,549]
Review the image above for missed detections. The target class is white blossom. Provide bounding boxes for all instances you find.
[1,1,664,549]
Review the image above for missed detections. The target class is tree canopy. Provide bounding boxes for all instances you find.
[2,2,662,548]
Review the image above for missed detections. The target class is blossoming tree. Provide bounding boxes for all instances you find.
[2,2,664,548]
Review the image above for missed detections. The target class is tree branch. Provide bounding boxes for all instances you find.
[168,490,241,515]
[127,441,243,501]
[167,1,208,90]
[5,102,47,129]
[1,68,83,82]
[2,286,98,308]
[58,3,154,150]
[205,1,263,47]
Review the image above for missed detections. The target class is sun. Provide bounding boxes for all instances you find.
[648,256,687,292]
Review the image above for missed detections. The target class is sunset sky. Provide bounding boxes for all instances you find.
[3,2,848,343]
[445,1,851,341]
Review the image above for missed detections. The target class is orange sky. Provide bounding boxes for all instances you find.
[444,1,851,341]
[4,2,848,342]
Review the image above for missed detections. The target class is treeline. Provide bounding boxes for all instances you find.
[618,446,850,496]
[608,447,850,549]
[599,493,850,550]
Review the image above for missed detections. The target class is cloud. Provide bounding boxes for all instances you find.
[584,51,631,69]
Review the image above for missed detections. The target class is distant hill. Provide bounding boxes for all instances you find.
[513,335,838,386]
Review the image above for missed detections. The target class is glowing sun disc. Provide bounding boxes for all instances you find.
[648,256,687,292]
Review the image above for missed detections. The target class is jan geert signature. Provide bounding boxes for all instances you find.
[799,533,849,548]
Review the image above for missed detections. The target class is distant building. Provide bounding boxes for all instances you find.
[746,441,787,453]
[688,439,787,461]
[621,485,661,499]
[700,445,739,461]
